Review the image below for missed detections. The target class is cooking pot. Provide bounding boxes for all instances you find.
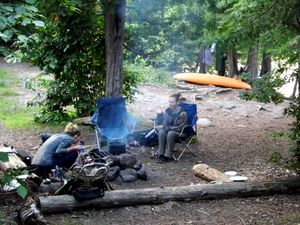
[108,141,126,155]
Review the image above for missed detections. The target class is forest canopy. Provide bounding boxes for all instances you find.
[0,0,299,169]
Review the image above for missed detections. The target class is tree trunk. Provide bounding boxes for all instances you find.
[39,177,300,214]
[291,77,299,99]
[260,52,271,76]
[227,48,238,77]
[246,43,259,81]
[198,48,207,73]
[104,0,126,97]
[215,46,226,76]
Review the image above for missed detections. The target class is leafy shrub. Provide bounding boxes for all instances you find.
[284,97,300,172]
[240,72,285,104]
[19,1,146,124]
[268,151,283,164]
[0,152,28,199]
[19,1,106,123]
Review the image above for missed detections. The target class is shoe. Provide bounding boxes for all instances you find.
[157,156,172,163]
[156,155,165,163]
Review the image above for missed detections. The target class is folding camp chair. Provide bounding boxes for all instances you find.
[173,102,198,161]
[91,97,136,151]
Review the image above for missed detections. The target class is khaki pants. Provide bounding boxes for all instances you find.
[157,130,180,158]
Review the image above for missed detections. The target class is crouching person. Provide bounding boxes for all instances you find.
[32,123,83,178]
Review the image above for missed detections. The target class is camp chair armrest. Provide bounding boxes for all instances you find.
[179,125,191,137]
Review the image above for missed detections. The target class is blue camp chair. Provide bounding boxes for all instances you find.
[173,102,198,161]
[91,97,135,151]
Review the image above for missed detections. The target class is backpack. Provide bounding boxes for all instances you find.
[129,128,158,147]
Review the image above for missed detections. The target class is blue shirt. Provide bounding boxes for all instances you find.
[32,133,73,167]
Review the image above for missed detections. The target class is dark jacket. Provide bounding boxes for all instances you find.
[162,107,187,132]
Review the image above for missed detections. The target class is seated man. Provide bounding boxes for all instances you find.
[32,123,85,177]
[156,93,188,163]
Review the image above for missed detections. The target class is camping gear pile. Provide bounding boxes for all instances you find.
[54,148,112,201]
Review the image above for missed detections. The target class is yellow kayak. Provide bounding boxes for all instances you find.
[173,73,251,90]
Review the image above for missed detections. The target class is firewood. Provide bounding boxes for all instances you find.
[192,163,231,183]
[0,153,27,171]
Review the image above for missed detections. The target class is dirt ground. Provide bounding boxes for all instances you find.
[0,61,300,225]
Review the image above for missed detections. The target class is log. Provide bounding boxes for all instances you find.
[0,153,27,171]
[39,177,300,214]
[192,164,231,183]
[72,117,93,125]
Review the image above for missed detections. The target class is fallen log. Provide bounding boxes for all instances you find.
[39,177,300,214]
[72,117,93,125]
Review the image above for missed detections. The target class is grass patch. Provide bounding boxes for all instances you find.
[0,68,41,129]
[58,216,84,225]
[0,209,16,225]
[0,88,17,96]
[277,213,300,225]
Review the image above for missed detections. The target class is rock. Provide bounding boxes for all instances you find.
[118,153,137,169]
[162,201,177,210]
[38,182,63,194]
[205,108,213,112]
[136,164,147,180]
[103,155,119,167]
[106,166,120,181]
[258,106,272,112]
[120,169,137,183]
[274,115,284,119]
[215,88,232,94]
[223,105,236,110]
[133,160,143,171]
[197,118,213,127]
[194,95,203,101]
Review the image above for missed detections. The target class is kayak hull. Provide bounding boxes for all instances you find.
[173,73,251,90]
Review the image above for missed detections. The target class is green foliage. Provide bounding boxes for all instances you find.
[126,0,205,71]
[125,57,173,87]
[284,97,300,171]
[268,151,283,164]
[269,130,288,138]
[0,152,9,162]
[16,185,28,199]
[61,216,84,225]
[240,73,284,104]
[123,62,144,102]
[0,168,29,199]
[18,0,144,124]
[277,213,300,225]
[0,0,44,56]
[19,0,106,123]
